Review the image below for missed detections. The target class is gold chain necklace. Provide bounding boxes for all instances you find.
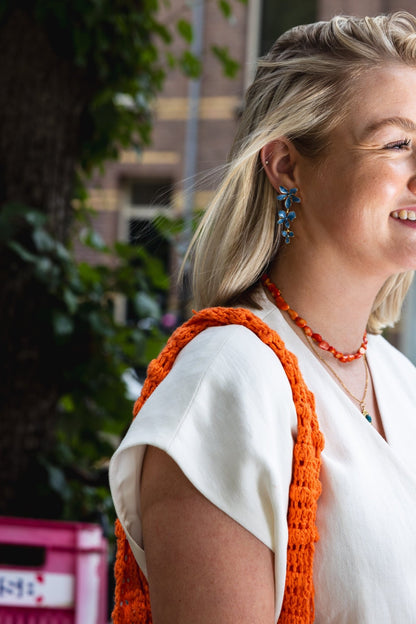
[308,337,372,423]
[262,274,368,362]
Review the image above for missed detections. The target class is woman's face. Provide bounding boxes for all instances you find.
[294,64,416,279]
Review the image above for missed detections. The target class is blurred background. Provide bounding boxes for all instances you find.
[1,0,415,621]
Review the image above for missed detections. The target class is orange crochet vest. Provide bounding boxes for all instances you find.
[112,307,324,624]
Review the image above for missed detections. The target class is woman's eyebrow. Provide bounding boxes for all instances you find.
[361,116,416,139]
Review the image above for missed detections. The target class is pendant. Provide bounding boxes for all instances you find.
[361,405,372,423]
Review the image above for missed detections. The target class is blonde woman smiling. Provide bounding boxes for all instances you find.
[110,12,416,624]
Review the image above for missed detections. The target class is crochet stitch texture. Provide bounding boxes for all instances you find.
[112,307,324,624]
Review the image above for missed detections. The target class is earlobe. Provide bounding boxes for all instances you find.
[261,140,300,246]
[261,140,297,190]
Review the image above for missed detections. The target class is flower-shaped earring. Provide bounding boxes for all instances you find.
[277,185,300,244]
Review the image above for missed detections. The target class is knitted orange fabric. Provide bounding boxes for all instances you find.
[112,307,324,624]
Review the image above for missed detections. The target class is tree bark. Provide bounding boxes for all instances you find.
[0,9,91,514]
[0,9,90,239]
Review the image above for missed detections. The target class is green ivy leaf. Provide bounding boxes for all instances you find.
[176,19,193,43]
[88,310,113,336]
[63,288,79,314]
[32,228,55,253]
[218,0,232,19]
[53,311,75,336]
[114,240,143,261]
[59,394,76,413]
[78,262,103,285]
[46,465,71,501]
[25,210,47,229]
[153,215,184,239]
[133,291,161,320]
[153,21,172,44]
[165,51,177,69]
[8,241,37,263]
[211,44,240,78]
[178,50,202,78]
[79,228,109,251]
[145,259,169,289]
[142,332,168,365]
[55,241,71,263]
[33,257,58,284]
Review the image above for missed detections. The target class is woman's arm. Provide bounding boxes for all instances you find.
[141,446,276,624]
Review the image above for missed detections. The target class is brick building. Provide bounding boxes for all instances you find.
[78,0,416,360]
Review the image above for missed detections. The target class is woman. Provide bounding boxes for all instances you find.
[110,11,416,623]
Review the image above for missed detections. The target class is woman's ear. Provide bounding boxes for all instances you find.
[260,139,297,191]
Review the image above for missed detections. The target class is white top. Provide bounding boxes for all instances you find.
[109,291,416,623]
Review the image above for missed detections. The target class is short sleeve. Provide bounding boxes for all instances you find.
[109,324,297,616]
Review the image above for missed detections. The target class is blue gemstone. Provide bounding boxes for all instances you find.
[365,414,372,423]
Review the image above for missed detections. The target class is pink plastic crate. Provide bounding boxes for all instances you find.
[0,517,108,624]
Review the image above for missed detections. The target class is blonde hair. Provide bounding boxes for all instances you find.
[187,11,416,332]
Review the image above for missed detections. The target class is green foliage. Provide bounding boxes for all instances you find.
[218,0,232,20]
[178,49,203,78]
[177,18,193,43]
[0,0,169,171]
[211,44,240,78]
[153,211,204,243]
[0,0,247,532]
[0,0,246,172]
[1,204,170,530]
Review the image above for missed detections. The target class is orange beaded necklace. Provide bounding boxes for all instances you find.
[262,274,368,363]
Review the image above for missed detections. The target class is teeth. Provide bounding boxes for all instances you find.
[392,210,416,220]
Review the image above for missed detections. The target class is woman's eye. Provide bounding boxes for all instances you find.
[384,138,411,150]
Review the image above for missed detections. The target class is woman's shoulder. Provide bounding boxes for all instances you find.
[368,334,416,409]
[145,319,296,424]
[118,316,298,464]
[369,333,416,375]
[170,291,286,372]
[173,320,283,375]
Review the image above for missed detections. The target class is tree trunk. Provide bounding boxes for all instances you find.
[0,9,91,514]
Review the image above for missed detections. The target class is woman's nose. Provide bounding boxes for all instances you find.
[408,175,416,194]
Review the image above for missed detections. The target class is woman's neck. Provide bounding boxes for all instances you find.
[268,247,387,354]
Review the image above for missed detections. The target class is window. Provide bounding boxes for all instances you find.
[126,180,173,287]
[259,0,317,55]
[115,180,174,327]
[126,217,171,325]
[130,180,172,208]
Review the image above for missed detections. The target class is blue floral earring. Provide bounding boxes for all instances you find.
[277,185,300,244]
